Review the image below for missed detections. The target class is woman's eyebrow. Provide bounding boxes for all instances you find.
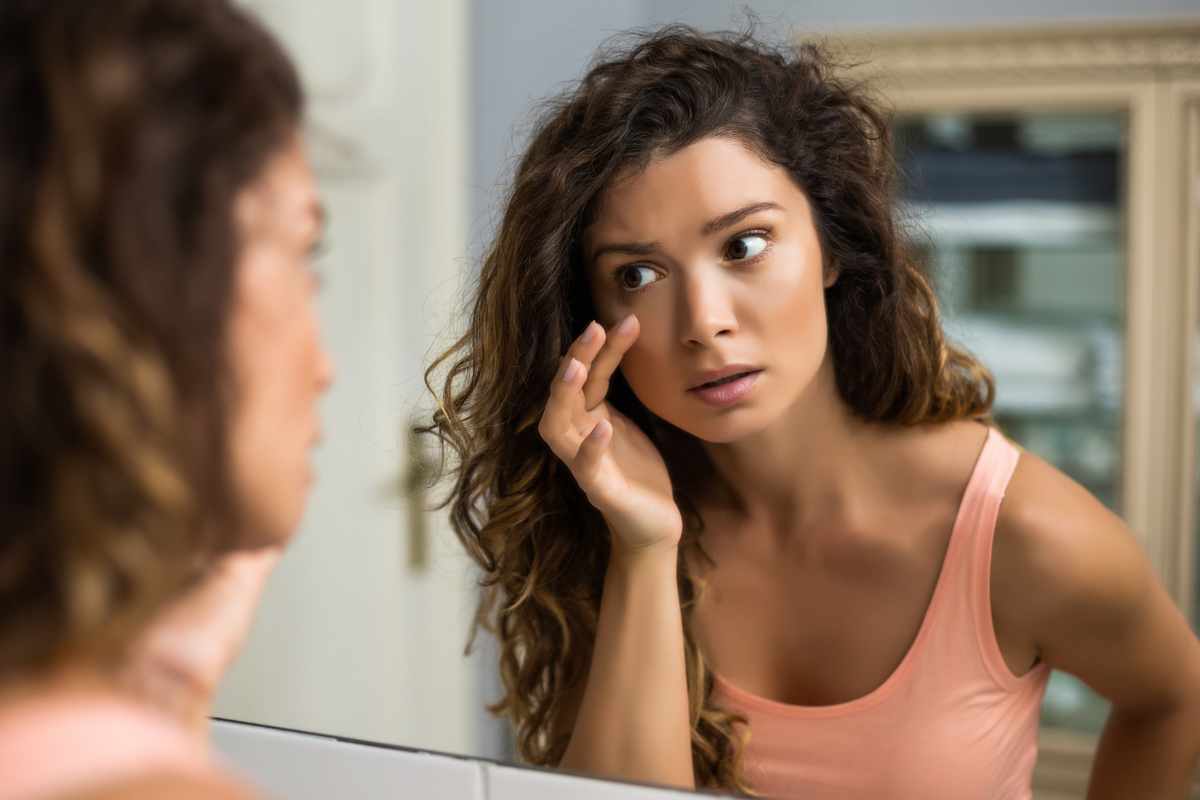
[589,201,781,264]
[700,201,781,236]
[590,240,659,263]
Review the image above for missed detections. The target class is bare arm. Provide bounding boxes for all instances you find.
[559,544,692,787]
[538,317,694,789]
[994,452,1200,799]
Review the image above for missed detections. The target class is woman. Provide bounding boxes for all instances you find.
[0,1,331,797]
[425,26,1200,799]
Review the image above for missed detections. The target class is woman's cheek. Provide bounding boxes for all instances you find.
[619,343,671,407]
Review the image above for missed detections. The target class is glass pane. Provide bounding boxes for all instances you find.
[894,111,1127,735]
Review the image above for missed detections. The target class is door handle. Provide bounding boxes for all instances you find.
[403,422,436,572]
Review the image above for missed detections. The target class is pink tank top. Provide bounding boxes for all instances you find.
[0,689,213,799]
[712,427,1051,799]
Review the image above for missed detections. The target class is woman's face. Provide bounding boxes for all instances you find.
[227,136,333,548]
[584,135,836,444]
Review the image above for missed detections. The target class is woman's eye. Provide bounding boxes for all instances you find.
[726,233,768,261]
[618,265,659,292]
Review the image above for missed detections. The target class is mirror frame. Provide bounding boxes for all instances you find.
[832,19,1200,798]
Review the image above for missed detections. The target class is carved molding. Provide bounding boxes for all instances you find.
[832,19,1200,86]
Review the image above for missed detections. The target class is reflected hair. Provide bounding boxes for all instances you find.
[423,25,993,792]
[0,0,302,677]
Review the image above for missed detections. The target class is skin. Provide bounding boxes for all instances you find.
[227,135,334,549]
[59,773,256,800]
[119,135,333,733]
[9,136,333,799]
[539,135,1200,795]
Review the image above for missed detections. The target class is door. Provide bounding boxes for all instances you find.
[212,0,479,755]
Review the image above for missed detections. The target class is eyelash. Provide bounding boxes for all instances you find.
[612,228,773,294]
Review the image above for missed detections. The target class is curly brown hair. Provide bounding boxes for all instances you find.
[424,25,994,792]
[0,0,302,679]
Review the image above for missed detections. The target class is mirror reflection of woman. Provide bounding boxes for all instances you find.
[426,27,1200,798]
[0,2,331,797]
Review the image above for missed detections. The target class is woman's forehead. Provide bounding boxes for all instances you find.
[586,138,808,244]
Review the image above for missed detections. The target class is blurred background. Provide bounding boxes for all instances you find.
[213,2,1200,798]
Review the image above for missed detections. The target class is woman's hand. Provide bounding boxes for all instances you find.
[119,546,283,742]
[538,315,682,555]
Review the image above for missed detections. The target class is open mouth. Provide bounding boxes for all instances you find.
[692,370,760,391]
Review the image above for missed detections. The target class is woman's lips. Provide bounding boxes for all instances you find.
[688,369,762,407]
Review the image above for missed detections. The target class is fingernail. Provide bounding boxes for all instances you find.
[562,358,581,382]
[582,322,600,342]
[616,315,636,335]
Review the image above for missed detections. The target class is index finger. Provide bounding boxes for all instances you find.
[565,320,606,369]
[583,314,639,410]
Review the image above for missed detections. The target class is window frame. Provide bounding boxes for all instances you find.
[833,20,1200,796]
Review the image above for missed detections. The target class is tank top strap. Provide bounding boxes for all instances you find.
[926,426,1016,584]
[955,427,1038,691]
[977,427,1022,506]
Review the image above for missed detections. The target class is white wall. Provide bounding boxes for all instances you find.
[469,0,646,261]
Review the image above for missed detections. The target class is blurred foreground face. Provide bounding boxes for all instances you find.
[227,136,333,547]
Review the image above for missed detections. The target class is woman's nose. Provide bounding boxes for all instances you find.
[678,272,737,348]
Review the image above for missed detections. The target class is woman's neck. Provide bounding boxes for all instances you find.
[0,663,121,712]
[702,355,894,538]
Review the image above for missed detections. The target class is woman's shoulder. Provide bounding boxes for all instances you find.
[0,686,216,800]
[994,439,1131,588]
[61,772,257,800]
[989,436,1150,658]
[881,418,991,501]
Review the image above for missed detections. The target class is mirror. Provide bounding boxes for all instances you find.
[208,4,1200,799]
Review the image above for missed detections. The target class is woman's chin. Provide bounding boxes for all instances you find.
[231,525,296,552]
[671,408,774,445]
[232,500,308,551]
